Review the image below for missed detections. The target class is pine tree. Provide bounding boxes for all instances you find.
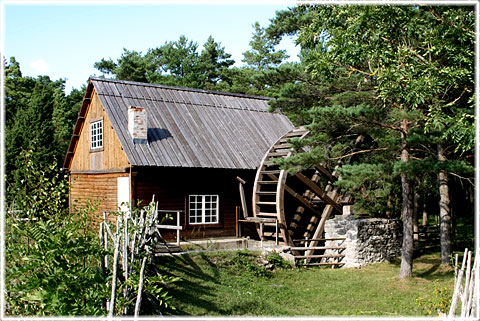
[268,5,474,278]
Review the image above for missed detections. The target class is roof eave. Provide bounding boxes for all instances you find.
[62,79,95,170]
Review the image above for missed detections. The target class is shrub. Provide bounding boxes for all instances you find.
[5,150,108,316]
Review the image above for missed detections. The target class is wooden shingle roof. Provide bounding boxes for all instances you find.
[65,78,294,170]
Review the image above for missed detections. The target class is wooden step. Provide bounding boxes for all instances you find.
[284,130,308,138]
[268,151,289,157]
[260,170,281,175]
[295,254,345,259]
[263,161,280,166]
[302,262,345,266]
[257,212,278,217]
[273,143,293,150]
[258,181,278,184]
[291,246,346,251]
[256,191,277,195]
[293,237,346,242]
[154,245,182,253]
[256,201,277,205]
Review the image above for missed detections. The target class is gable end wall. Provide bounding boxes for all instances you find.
[70,89,130,171]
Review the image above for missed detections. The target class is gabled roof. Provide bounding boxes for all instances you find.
[64,77,294,170]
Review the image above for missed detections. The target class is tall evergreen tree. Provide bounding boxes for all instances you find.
[268,5,474,278]
[242,22,288,71]
[5,58,84,205]
[198,36,235,89]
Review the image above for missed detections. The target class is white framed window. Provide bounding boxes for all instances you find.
[189,195,219,225]
[90,120,103,150]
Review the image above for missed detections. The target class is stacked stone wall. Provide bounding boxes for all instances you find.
[324,214,402,268]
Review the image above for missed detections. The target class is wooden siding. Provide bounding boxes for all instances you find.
[134,167,255,240]
[70,89,130,171]
[70,172,129,224]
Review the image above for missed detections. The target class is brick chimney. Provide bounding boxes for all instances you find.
[128,106,148,144]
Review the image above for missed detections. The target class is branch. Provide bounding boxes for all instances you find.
[329,147,389,160]
[429,8,475,37]
[448,172,475,187]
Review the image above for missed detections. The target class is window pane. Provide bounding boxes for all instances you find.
[188,195,218,225]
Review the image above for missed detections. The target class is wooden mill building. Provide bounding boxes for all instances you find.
[63,77,294,239]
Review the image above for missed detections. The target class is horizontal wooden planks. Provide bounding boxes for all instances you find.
[70,172,129,224]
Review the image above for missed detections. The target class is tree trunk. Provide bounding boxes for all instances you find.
[413,188,420,241]
[422,202,428,226]
[438,143,451,265]
[399,118,414,280]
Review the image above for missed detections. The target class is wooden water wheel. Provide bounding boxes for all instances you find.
[252,127,346,265]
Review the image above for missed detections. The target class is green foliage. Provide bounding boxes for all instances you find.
[114,258,179,315]
[5,58,84,205]
[5,153,108,316]
[336,163,397,216]
[268,5,474,219]
[94,35,237,91]
[242,22,288,71]
[227,251,270,278]
[266,252,292,269]
[416,281,453,316]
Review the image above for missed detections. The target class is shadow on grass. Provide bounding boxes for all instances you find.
[386,252,454,281]
[154,253,227,315]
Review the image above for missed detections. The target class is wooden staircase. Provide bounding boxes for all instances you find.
[252,127,346,267]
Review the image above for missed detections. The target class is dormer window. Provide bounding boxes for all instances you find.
[90,119,103,150]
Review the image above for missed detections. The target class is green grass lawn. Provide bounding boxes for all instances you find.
[155,250,454,317]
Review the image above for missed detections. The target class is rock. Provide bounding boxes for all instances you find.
[279,252,296,266]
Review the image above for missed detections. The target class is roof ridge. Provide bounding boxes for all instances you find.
[89,77,273,101]
[96,92,273,113]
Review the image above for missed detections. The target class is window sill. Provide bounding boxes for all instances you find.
[90,147,104,153]
[187,223,222,228]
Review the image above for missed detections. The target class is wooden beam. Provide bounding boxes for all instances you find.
[295,172,342,213]
[315,165,337,182]
[70,168,130,174]
[283,184,323,218]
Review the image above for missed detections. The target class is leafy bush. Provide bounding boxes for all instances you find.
[5,150,109,316]
[228,251,270,278]
[416,281,453,316]
[266,252,292,269]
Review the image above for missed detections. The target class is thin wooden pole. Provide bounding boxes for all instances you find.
[123,212,129,314]
[449,248,468,317]
[134,257,148,317]
[461,250,472,317]
[275,219,279,245]
[465,258,477,317]
[235,206,239,238]
[99,223,105,273]
[109,233,121,317]
[176,211,181,247]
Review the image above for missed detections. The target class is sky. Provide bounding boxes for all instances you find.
[3,1,301,93]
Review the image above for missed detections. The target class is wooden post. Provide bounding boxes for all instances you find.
[235,206,240,238]
[99,223,105,273]
[260,222,264,247]
[449,248,469,317]
[123,213,129,314]
[304,236,308,265]
[134,257,148,317]
[275,220,278,245]
[461,250,472,317]
[176,211,181,247]
[109,234,121,317]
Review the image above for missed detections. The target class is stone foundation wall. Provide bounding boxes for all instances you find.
[324,213,402,268]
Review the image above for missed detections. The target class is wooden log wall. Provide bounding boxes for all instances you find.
[70,172,129,225]
[134,167,256,240]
